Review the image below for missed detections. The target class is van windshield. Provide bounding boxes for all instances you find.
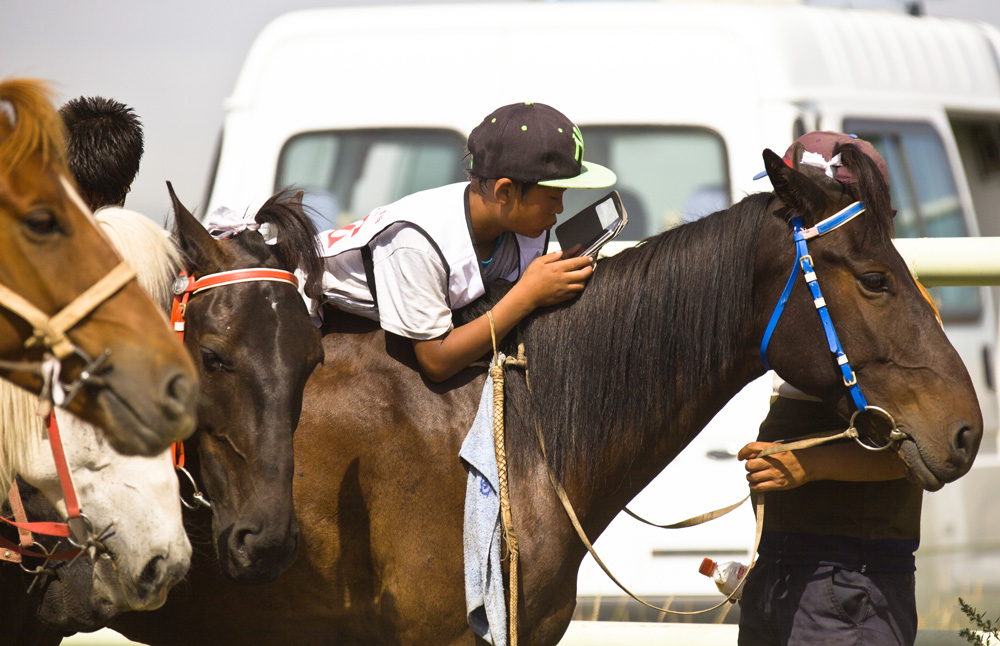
[276,129,468,231]
[275,126,730,242]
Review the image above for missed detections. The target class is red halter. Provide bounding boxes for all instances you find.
[1,413,87,562]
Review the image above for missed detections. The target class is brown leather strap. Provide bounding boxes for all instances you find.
[0,261,135,360]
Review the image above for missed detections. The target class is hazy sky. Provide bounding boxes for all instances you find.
[3,0,999,223]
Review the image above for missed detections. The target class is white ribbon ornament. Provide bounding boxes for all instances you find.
[203,206,260,240]
[799,151,843,179]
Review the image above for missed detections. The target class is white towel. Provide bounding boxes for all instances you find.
[459,367,507,646]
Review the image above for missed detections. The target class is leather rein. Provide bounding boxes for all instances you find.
[168,266,300,510]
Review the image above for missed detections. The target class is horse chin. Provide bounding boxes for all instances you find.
[898,440,944,492]
[91,387,195,457]
[216,523,300,584]
[34,566,118,634]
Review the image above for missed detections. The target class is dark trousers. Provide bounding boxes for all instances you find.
[737,558,917,646]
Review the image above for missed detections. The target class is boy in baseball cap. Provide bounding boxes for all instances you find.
[313,102,616,382]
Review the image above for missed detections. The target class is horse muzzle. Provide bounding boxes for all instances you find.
[897,418,982,492]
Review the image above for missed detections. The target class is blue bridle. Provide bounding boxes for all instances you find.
[759,201,869,411]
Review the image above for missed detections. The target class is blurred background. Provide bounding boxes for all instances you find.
[1,0,998,224]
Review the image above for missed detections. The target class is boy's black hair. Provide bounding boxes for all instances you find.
[60,96,144,211]
[466,170,538,197]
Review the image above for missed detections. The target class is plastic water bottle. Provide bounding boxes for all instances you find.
[698,558,748,600]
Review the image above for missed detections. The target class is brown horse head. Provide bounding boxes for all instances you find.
[169,183,324,582]
[0,78,197,456]
[757,145,982,490]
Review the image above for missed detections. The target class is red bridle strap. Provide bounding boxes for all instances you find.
[44,412,82,522]
[169,268,298,340]
[0,534,81,561]
[189,268,298,295]
[0,413,86,560]
[0,413,82,539]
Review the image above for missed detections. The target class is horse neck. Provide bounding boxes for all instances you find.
[513,200,769,525]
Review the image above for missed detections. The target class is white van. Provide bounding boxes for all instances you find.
[206,1,1000,628]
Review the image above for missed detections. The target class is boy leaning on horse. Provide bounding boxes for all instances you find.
[298,101,616,382]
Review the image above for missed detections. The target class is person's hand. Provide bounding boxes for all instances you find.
[513,250,593,309]
[738,441,810,492]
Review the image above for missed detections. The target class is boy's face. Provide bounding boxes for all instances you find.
[505,184,565,238]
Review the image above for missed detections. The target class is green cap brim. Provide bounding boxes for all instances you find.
[538,161,617,189]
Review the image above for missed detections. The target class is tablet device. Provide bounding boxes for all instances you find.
[555,190,627,259]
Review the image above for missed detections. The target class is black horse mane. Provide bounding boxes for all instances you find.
[228,188,325,301]
[482,143,894,487]
[836,143,895,243]
[484,192,769,486]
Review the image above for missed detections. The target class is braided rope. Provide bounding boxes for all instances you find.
[486,311,518,646]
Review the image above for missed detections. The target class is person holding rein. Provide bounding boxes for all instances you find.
[736,131,924,646]
[310,102,616,382]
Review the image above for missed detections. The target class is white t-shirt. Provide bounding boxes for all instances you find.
[320,222,520,340]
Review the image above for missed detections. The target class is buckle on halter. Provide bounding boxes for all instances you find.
[843,371,857,388]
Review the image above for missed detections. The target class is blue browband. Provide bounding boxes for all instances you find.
[760,201,868,411]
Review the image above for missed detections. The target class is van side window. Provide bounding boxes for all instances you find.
[558,126,731,240]
[276,129,467,230]
[844,119,981,322]
[278,126,730,242]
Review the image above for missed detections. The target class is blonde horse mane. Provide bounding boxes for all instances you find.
[0,77,68,178]
[0,208,182,493]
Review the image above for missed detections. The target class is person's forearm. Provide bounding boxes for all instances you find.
[412,282,536,382]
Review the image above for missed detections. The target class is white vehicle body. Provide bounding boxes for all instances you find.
[207,1,1000,627]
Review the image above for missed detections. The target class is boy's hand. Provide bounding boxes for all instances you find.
[515,249,594,308]
[738,442,809,492]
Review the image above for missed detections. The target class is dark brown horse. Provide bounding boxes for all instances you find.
[2,187,324,644]
[110,145,981,645]
[166,183,325,582]
[0,77,198,457]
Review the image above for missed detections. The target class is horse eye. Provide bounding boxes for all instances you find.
[199,347,228,373]
[859,272,888,293]
[23,209,62,236]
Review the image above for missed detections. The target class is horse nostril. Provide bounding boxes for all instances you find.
[139,554,165,592]
[161,372,195,419]
[951,424,981,463]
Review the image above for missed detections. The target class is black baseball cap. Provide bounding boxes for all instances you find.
[467,102,617,189]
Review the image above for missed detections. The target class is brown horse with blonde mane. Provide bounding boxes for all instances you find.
[0,78,197,456]
[111,144,981,645]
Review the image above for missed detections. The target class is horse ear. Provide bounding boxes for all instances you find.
[763,148,831,226]
[167,181,224,273]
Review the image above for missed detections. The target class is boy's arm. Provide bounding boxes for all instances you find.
[413,250,592,382]
[738,441,908,493]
